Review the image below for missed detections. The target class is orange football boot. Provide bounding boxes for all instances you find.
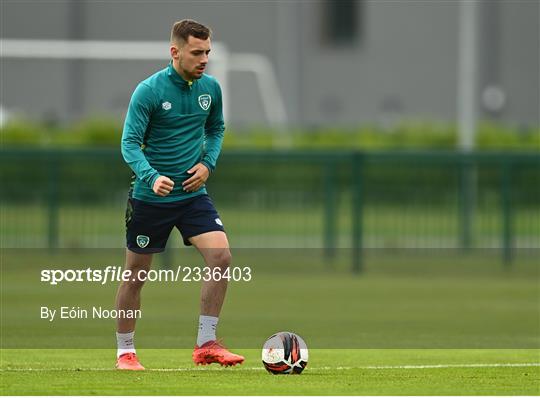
[192,340,244,366]
[116,352,145,370]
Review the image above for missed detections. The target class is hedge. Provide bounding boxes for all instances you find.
[1,118,539,150]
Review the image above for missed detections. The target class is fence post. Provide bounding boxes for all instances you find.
[458,156,474,249]
[501,161,513,266]
[323,158,337,261]
[351,152,364,273]
[47,154,59,249]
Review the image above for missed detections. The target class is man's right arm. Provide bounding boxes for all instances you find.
[121,83,162,190]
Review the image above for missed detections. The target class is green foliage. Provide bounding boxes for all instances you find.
[56,117,123,146]
[477,122,540,150]
[1,117,538,150]
[0,119,51,147]
[1,117,122,148]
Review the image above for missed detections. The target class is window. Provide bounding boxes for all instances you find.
[322,0,362,45]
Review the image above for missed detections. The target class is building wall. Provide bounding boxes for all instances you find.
[1,0,538,127]
[298,0,460,126]
[495,0,539,125]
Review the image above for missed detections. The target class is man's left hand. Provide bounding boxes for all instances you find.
[182,163,210,192]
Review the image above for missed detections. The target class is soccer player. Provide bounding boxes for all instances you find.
[115,19,244,370]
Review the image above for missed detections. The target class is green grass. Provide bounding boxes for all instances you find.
[2,250,539,394]
[2,250,539,350]
[1,349,538,395]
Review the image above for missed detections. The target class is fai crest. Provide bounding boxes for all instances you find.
[198,94,211,111]
[136,235,150,248]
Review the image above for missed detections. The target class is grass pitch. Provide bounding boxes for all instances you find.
[1,251,538,395]
[1,348,539,395]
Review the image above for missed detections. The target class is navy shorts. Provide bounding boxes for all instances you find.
[125,194,225,253]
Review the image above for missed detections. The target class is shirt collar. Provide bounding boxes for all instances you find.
[167,61,195,89]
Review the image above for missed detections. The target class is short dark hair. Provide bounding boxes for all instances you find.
[171,19,212,45]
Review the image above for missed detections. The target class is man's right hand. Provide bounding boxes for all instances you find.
[152,176,175,196]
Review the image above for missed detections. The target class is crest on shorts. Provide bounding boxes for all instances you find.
[136,235,150,248]
[198,94,211,111]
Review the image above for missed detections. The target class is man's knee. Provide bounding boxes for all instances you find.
[124,267,148,290]
[208,249,232,269]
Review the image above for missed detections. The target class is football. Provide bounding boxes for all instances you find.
[261,331,308,374]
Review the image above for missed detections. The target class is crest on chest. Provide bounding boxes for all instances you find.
[198,94,212,111]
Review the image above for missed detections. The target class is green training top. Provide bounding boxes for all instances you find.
[121,62,225,203]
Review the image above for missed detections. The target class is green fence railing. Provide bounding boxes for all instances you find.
[1,149,539,270]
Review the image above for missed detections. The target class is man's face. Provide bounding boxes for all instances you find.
[171,36,211,81]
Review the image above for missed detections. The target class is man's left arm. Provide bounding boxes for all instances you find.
[201,82,225,172]
[183,81,225,192]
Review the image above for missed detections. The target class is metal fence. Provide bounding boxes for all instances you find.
[1,149,538,270]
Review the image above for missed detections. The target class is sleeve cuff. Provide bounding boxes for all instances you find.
[201,160,214,173]
[148,172,161,189]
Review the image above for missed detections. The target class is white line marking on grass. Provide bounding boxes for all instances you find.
[1,363,539,372]
[359,363,540,370]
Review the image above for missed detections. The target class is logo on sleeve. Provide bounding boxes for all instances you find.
[198,94,211,111]
[162,102,172,110]
[136,235,150,248]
